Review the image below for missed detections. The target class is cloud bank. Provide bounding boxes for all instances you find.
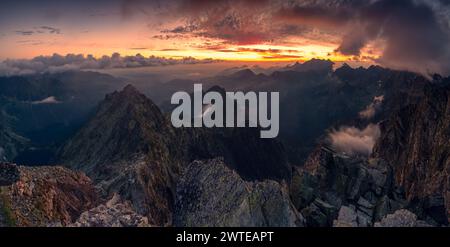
[328,124,381,157]
[0,53,217,76]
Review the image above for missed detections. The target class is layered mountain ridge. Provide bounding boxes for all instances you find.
[0,60,449,226]
[58,84,292,225]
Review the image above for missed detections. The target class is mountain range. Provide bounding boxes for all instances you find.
[0,60,449,226]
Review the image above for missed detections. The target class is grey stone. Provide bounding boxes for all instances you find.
[174,158,303,227]
[374,209,431,227]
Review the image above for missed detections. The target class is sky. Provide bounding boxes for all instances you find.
[1,0,450,75]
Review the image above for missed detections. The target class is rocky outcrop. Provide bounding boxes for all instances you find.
[174,158,303,227]
[291,145,406,226]
[374,82,450,224]
[71,194,150,227]
[0,162,98,226]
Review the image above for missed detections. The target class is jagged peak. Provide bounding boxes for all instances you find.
[105,84,150,105]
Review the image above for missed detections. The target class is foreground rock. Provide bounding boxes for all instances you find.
[0,162,98,226]
[291,146,407,226]
[72,194,150,227]
[174,158,303,227]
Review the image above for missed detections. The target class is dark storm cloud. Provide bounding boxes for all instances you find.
[334,0,450,74]
[370,0,449,74]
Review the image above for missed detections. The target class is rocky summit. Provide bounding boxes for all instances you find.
[58,84,182,226]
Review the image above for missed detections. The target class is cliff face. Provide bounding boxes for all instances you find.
[0,162,98,226]
[373,82,450,224]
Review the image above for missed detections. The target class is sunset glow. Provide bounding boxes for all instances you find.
[0,0,383,65]
[1,0,448,75]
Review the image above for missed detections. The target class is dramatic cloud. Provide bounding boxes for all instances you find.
[0,53,217,76]
[274,0,450,74]
[336,0,450,75]
[328,124,381,156]
[3,0,450,75]
[148,0,450,75]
